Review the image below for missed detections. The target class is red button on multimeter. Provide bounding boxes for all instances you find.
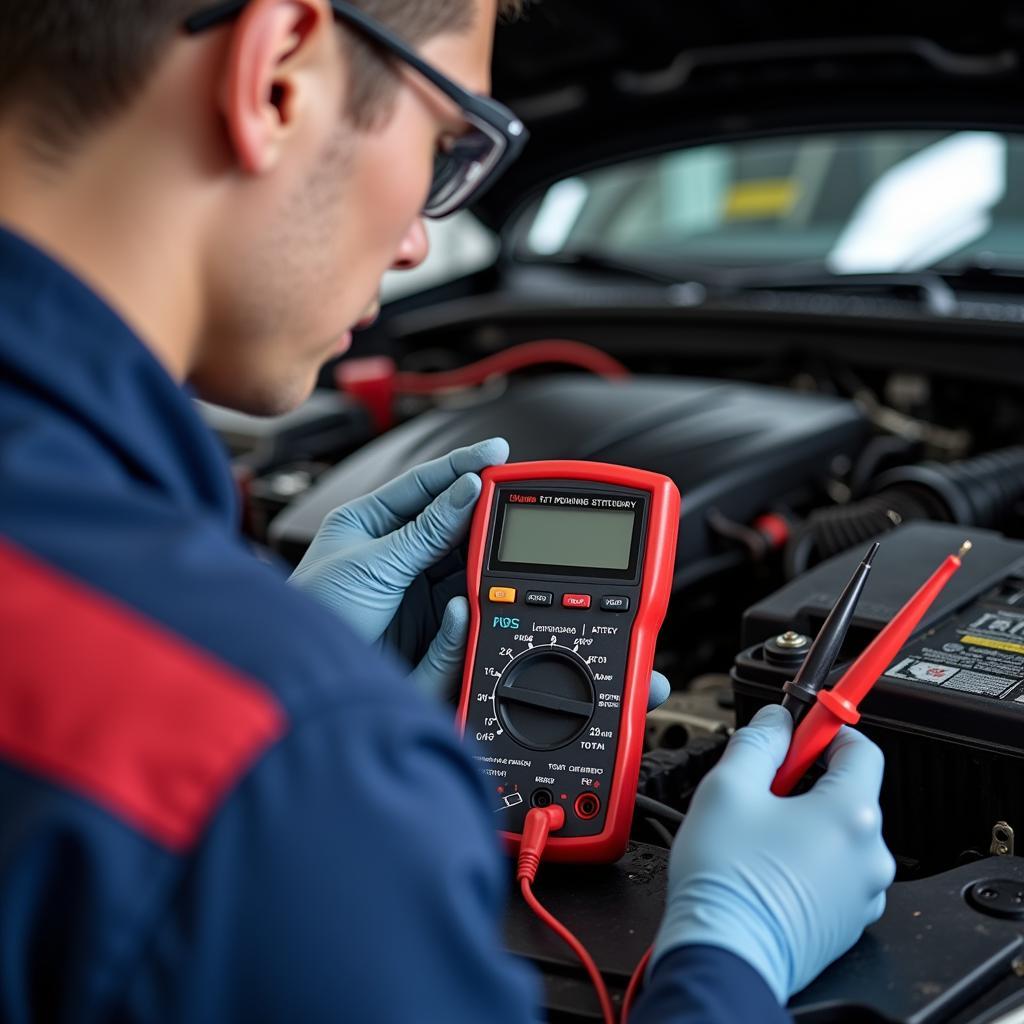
[457,461,680,863]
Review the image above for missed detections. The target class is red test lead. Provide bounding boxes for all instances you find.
[771,541,972,797]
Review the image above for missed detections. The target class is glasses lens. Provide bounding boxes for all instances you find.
[424,121,506,218]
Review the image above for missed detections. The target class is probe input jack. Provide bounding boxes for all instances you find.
[530,788,554,808]
[574,792,601,820]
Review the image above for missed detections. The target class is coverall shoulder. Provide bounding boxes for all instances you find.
[0,226,787,1024]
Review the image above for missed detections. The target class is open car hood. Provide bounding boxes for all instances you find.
[480,0,1024,228]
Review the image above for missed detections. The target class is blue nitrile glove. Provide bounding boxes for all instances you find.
[289,439,506,696]
[290,437,673,705]
[650,704,896,1003]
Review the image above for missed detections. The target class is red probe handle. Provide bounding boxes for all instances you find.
[771,551,963,797]
[771,701,852,796]
[831,553,961,706]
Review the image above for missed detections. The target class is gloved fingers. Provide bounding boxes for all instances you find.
[346,438,509,537]
[716,703,794,781]
[876,847,898,891]
[865,891,887,926]
[381,473,482,586]
[811,726,886,803]
[646,671,671,711]
[409,596,469,701]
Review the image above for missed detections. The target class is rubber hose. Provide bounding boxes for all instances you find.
[786,446,1024,576]
[785,489,938,577]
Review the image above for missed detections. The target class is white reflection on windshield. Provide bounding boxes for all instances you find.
[528,177,590,254]
[827,132,1007,274]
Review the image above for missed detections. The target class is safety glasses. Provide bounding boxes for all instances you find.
[185,0,528,217]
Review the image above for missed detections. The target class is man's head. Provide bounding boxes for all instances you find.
[0,0,522,413]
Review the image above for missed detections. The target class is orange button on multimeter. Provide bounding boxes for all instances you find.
[458,460,680,864]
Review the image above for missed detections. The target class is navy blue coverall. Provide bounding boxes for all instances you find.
[0,226,788,1023]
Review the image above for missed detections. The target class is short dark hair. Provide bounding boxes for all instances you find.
[0,0,522,156]
[345,1,521,129]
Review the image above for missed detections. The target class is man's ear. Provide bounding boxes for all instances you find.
[219,0,333,174]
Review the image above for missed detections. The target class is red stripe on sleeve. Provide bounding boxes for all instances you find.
[0,539,286,851]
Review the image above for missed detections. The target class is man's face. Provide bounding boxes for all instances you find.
[191,0,496,414]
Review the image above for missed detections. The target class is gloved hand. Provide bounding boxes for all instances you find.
[290,437,673,706]
[650,703,895,1003]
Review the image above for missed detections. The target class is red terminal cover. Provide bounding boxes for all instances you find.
[457,461,681,862]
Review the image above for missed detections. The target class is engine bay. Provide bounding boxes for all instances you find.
[195,309,1024,1015]
[208,306,1024,867]
[204,311,1024,1019]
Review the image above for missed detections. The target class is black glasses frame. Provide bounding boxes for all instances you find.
[184,0,527,217]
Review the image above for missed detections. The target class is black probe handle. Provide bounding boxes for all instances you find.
[781,686,815,726]
[778,541,880,729]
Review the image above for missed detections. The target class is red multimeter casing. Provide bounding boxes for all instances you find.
[457,461,680,863]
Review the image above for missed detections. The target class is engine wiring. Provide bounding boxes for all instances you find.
[634,793,686,825]
[392,339,631,394]
[644,817,675,847]
[335,339,630,432]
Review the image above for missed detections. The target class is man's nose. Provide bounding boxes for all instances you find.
[390,218,430,271]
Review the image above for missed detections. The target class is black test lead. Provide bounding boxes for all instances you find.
[781,541,880,727]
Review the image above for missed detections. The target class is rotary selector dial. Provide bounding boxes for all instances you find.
[495,646,596,751]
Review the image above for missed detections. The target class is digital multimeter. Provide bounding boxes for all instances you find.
[457,461,680,863]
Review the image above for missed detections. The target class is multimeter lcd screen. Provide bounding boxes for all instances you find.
[497,505,636,571]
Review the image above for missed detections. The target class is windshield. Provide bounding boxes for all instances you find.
[517,130,1024,275]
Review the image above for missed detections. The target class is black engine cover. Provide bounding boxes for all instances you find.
[270,374,868,567]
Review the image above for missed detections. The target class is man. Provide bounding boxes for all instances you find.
[0,1,894,1021]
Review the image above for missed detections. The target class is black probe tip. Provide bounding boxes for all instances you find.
[782,540,881,726]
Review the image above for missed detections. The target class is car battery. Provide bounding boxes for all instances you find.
[732,521,1024,875]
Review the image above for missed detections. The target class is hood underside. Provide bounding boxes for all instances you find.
[481,0,1024,226]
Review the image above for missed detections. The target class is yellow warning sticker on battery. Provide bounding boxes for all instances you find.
[962,635,1024,656]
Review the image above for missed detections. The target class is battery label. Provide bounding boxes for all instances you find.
[961,635,1024,656]
[883,602,1024,702]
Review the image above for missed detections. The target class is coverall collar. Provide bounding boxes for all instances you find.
[0,224,237,529]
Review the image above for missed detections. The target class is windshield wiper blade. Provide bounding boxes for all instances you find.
[718,268,960,317]
[516,251,995,318]
[942,256,1024,283]
[516,250,710,288]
